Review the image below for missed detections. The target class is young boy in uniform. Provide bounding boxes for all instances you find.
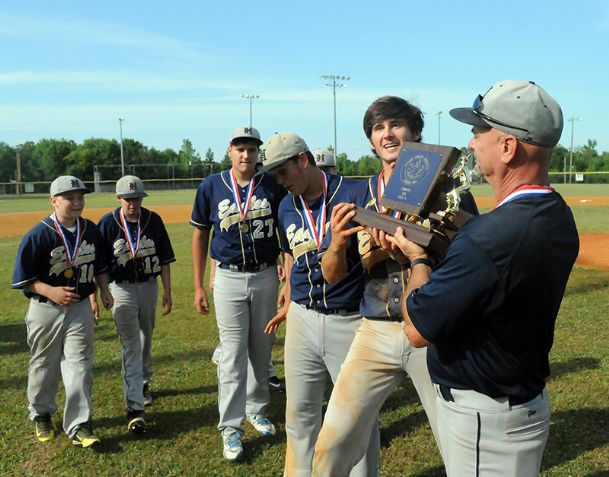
[95,175,175,433]
[12,175,112,447]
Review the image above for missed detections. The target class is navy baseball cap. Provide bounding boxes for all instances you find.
[450,80,563,147]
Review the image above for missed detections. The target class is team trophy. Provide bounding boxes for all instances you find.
[353,142,474,257]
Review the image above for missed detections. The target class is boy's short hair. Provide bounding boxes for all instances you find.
[363,96,424,141]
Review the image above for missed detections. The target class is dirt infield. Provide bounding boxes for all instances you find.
[2,203,609,270]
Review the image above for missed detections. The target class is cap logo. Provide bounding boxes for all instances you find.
[129,182,136,190]
[260,149,267,162]
[243,127,252,134]
[315,153,322,161]
[70,179,78,187]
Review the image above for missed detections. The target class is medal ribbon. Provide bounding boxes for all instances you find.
[51,213,82,268]
[300,171,328,250]
[229,168,256,225]
[495,184,555,209]
[119,209,142,259]
[377,170,401,218]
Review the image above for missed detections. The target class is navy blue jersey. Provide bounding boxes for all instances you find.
[12,216,107,299]
[407,192,578,400]
[98,207,176,282]
[190,170,285,266]
[278,174,366,310]
[355,173,479,320]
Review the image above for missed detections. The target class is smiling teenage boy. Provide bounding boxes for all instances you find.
[12,176,112,447]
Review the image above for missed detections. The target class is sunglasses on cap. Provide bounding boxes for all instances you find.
[472,94,529,133]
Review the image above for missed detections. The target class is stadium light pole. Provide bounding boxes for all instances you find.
[568,116,581,184]
[118,117,125,176]
[321,75,350,159]
[436,111,443,144]
[241,94,260,127]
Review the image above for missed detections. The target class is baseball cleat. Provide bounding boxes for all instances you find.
[143,383,153,406]
[71,423,101,448]
[247,414,276,436]
[34,414,55,442]
[222,431,243,462]
[127,409,146,434]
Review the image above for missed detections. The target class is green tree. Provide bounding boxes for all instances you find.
[0,142,16,183]
[32,138,77,179]
[179,139,201,177]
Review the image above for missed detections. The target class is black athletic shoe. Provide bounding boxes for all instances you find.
[127,408,146,434]
[143,383,153,406]
[268,375,285,393]
[71,422,101,448]
[34,414,54,442]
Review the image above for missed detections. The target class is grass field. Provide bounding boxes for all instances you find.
[1,185,608,476]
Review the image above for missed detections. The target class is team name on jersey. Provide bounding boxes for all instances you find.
[218,195,272,231]
[49,240,96,276]
[113,235,157,267]
[357,229,389,271]
[286,222,331,262]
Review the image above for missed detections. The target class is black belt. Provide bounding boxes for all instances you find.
[364,315,402,323]
[219,262,269,272]
[115,277,152,284]
[31,294,48,304]
[438,384,541,406]
[303,304,359,316]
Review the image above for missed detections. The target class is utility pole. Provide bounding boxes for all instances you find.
[241,94,260,127]
[118,117,125,176]
[16,150,21,196]
[568,116,581,184]
[321,75,350,159]
[436,111,443,144]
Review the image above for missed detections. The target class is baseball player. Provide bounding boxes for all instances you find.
[387,80,578,477]
[12,175,112,448]
[312,96,478,476]
[311,149,337,174]
[94,175,175,433]
[260,132,379,477]
[191,125,285,462]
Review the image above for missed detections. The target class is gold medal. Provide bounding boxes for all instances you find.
[239,222,249,233]
[64,268,74,278]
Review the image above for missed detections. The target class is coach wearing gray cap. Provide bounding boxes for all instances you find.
[383,80,579,476]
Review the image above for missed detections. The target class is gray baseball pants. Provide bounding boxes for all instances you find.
[312,318,438,477]
[110,279,158,411]
[25,297,95,437]
[284,303,380,477]
[213,265,278,435]
[436,385,550,477]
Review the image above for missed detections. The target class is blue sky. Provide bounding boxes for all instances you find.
[1,0,608,163]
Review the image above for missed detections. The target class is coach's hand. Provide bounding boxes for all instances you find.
[329,203,363,252]
[194,287,210,315]
[383,226,427,263]
[100,287,113,310]
[265,306,287,334]
[371,227,410,265]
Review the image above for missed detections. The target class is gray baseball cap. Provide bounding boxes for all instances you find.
[50,175,89,197]
[116,175,148,199]
[230,125,263,146]
[258,132,309,174]
[312,149,335,168]
[450,79,563,147]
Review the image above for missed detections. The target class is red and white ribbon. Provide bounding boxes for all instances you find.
[51,213,82,268]
[495,184,555,209]
[229,168,255,222]
[300,171,328,249]
[119,208,142,259]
